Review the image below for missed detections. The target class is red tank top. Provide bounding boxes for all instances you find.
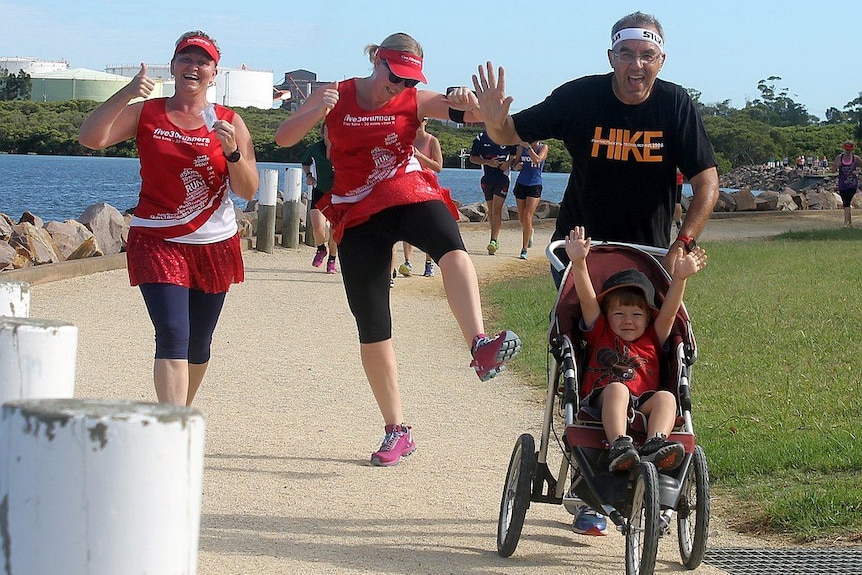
[318,79,458,242]
[133,99,237,241]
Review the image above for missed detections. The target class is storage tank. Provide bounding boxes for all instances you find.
[0,57,68,76]
[29,68,166,102]
[215,68,274,109]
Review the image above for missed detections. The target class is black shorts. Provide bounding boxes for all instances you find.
[839,187,858,208]
[513,183,542,200]
[338,201,466,343]
[481,180,509,201]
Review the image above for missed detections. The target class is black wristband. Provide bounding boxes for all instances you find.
[448,108,466,123]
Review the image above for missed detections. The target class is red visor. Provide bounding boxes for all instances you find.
[377,48,426,83]
[844,142,854,151]
[174,35,220,64]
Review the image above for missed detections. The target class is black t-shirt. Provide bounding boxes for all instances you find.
[513,73,717,248]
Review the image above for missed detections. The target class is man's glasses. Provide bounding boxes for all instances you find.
[382,60,420,88]
[613,50,663,66]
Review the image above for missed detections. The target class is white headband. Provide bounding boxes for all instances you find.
[611,28,664,53]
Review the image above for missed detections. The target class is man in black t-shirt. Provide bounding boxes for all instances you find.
[469,131,518,255]
[472,11,719,283]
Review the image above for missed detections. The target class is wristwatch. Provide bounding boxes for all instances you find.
[225,148,241,163]
[677,235,697,252]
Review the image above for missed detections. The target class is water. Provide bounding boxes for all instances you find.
[0,155,585,223]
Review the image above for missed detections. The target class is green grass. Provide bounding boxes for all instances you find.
[483,228,862,542]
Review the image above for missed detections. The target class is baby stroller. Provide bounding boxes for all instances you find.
[496,241,710,575]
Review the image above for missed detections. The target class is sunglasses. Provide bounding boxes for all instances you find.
[382,59,420,88]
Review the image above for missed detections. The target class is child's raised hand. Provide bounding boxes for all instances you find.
[672,246,708,280]
[565,226,591,262]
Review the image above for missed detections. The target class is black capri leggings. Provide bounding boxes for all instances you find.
[139,283,227,363]
[338,200,465,343]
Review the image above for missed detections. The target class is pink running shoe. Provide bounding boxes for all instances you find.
[370,424,416,467]
[470,330,522,382]
[326,258,338,274]
[312,248,326,268]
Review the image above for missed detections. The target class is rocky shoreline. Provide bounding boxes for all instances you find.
[0,165,852,272]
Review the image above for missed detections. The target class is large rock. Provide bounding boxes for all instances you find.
[534,200,560,219]
[715,190,737,212]
[234,207,253,238]
[9,222,62,265]
[67,236,100,260]
[0,241,16,270]
[775,193,797,211]
[18,211,44,228]
[731,187,757,211]
[0,213,13,241]
[805,190,840,210]
[78,202,127,255]
[45,220,100,260]
[459,202,487,222]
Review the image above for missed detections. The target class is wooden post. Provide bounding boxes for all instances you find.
[0,317,77,404]
[256,168,278,253]
[0,280,30,317]
[0,399,206,575]
[281,168,302,248]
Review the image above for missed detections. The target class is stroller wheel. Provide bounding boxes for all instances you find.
[677,445,710,569]
[496,433,537,557]
[625,462,660,575]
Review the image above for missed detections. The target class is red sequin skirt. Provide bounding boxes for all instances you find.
[126,229,244,294]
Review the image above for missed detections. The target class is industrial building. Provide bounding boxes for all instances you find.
[274,70,329,111]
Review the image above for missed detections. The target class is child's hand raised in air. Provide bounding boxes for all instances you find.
[565,226,591,263]
[672,246,708,280]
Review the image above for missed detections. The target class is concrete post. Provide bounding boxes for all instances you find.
[282,168,302,248]
[0,281,30,317]
[0,399,206,575]
[256,168,278,254]
[0,317,77,404]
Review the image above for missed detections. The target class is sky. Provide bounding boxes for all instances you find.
[2,0,858,119]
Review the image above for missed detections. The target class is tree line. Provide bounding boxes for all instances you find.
[1,71,861,175]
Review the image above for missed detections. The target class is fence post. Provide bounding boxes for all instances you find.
[0,280,30,318]
[282,168,302,248]
[0,317,77,404]
[0,399,206,575]
[256,168,278,253]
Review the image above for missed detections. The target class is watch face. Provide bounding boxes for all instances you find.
[226,150,241,162]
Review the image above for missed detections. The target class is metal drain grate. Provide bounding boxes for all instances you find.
[704,547,862,575]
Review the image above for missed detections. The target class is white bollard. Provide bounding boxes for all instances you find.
[282,167,303,248]
[0,399,206,575]
[256,168,278,253]
[0,281,30,317]
[0,317,77,404]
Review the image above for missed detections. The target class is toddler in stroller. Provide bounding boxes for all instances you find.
[496,233,711,575]
[565,226,707,533]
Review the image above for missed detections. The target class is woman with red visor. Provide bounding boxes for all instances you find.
[276,32,521,467]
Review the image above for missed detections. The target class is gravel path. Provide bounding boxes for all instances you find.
[27,211,845,574]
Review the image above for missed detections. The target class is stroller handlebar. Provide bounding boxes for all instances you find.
[545,240,670,273]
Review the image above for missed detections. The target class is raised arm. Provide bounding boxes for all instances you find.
[654,246,708,345]
[78,63,154,149]
[275,81,339,148]
[472,61,522,146]
[564,226,601,329]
